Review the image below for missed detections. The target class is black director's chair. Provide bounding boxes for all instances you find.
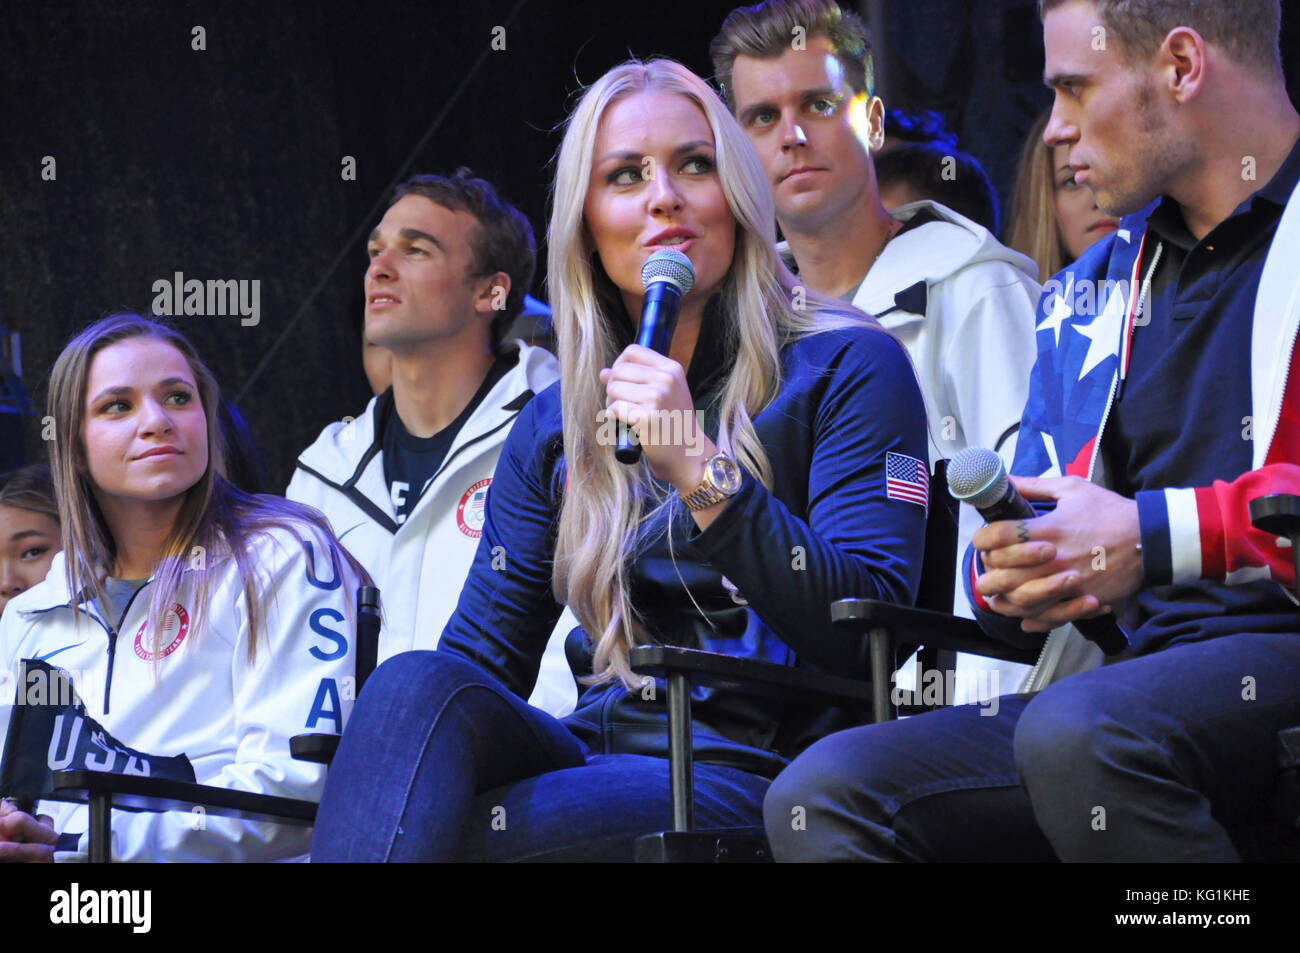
[628,460,1038,862]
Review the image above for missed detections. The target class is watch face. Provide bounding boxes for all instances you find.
[708,455,743,494]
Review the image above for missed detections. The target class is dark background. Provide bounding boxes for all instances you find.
[3,0,1297,489]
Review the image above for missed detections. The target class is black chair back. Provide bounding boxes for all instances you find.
[912,459,960,687]
[916,458,959,614]
[355,586,381,695]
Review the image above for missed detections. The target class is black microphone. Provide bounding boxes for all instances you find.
[948,447,1130,655]
[615,249,695,464]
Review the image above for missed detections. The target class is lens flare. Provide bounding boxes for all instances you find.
[848,91,874,145]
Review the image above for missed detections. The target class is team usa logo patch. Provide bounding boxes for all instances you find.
[457,478,492,538]
[885,452,929,510]
[133,603,190,662]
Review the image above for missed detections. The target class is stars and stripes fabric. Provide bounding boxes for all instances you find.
[1013,201,1158,483]
[885,451,929,509]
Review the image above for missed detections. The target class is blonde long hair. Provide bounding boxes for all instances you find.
[47,313,371,662]
[1007,109,1068,284]
[548,58,878,688]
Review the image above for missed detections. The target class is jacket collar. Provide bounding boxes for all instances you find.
[1088,181,1300,472]
[778,200,1038,326]
[18,550,77,613]
[15,534,232,618]
[1042,174,1300,474]
[17,551,150,619]
[298,339,560,489]
[853,201,1037,324]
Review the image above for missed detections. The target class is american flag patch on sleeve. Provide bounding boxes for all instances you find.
[885,452,929,509]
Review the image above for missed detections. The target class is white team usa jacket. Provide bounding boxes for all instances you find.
[0,526,363,861]
[286,340,576,716]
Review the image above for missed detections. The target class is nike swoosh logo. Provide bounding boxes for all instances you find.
[34,642,88,662]
[338,522,366,541]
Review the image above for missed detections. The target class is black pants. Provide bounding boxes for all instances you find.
[763,632,1300,861]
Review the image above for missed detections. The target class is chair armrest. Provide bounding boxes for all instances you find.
[49,769,317,826]
[1249,494,1300,539]
[830,598,1039,665]
[290,733,340,765]
[629,645,871,708]
[1249,495,1300,590]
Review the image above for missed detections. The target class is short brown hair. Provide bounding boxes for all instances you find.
[1039,0,1282,73]
[710,0,874,110]
[391,168,537,352]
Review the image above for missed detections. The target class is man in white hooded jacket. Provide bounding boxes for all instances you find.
[712,0,1043,701]
[287,171,572,716]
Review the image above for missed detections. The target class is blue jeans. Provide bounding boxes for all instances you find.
[763,632,1300,861]
[310,651,770,861]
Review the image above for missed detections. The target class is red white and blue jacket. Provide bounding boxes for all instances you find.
[965,178,1300,646]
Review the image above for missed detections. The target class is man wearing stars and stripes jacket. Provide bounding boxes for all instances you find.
[963,186,1300,656]
[762,0,1300,861]
[765,176,1300,860]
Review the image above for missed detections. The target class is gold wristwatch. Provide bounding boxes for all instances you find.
[679,452,743,511]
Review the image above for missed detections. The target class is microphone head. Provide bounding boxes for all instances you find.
[641,248,695,295]
[947,447,1010,509]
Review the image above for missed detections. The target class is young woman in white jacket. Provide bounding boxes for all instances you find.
[0,312,369,862]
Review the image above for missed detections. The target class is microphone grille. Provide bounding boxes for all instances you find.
[947,447,1009,509]
[641,248,695,294]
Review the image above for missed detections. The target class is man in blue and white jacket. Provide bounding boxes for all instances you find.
[764,0,1300,862]
[287,171,572,717]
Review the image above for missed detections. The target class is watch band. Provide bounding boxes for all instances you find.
[679,453,741,511]
[681,482,728,511]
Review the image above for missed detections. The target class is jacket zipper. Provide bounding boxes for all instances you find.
[1264,292,1300,468]
[403,412,522,520]
[299,405,528,534]
[101,582,151,715]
